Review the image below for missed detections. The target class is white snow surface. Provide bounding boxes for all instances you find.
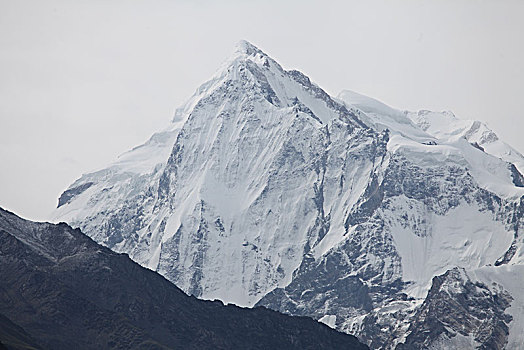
[387,198,513,298]
[319,315,337,329]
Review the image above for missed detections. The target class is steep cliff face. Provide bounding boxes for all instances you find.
[53,41,524,349]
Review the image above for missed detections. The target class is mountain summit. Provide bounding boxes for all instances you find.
[54,41,524,349]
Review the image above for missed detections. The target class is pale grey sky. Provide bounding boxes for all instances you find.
[1,0,523,221]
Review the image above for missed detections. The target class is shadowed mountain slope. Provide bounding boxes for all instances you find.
[0,207,368,350]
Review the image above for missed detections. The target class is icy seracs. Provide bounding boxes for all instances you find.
[54,41,524,349]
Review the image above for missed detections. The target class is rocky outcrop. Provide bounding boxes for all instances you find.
[397,268,512,350]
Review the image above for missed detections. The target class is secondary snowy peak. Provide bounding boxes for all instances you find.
[338,89,524,200]
[54,42,524,349]
[339,89,524,170]
[407,109,524,175]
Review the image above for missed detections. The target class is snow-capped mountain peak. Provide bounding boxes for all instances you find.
[53,42,524,349]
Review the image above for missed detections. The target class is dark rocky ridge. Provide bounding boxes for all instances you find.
[0,207,368,350]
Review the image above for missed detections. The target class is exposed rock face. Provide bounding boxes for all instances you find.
[397,268,512,350]
[53,41,524,349]
[0,207,368,350]
[57,182,93,208]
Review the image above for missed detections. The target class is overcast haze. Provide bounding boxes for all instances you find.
[1,0,523,221]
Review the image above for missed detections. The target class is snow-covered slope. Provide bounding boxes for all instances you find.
[339,89,524,178]
[54,41,524,349]
[334,90,524,348]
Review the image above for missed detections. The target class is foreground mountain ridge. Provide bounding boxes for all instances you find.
[0,207,368,349]
[53,41,524,349]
